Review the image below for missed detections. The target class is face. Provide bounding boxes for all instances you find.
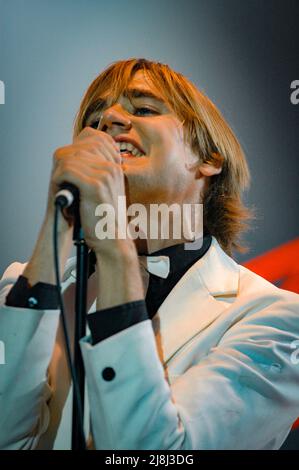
[86,70,202,207]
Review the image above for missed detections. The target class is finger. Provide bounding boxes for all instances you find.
[76,126,120,152]
[54,158,123,183]
[81,139,121,164]
[53,164,95,197]
[54,142,121,167]
[72,137,121,164]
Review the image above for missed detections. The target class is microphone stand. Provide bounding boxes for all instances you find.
[71,196,88,450]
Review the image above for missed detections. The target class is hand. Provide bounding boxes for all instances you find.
[46,126,125,253]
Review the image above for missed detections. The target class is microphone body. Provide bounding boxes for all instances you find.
[55,183,79,210]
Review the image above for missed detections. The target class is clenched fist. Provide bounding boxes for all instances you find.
[46,126,125,254]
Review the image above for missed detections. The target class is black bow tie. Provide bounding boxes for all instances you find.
[87,250,170,279]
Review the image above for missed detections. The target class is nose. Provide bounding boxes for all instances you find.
[99,104,132,133]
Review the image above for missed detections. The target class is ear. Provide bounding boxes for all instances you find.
[185,152,223,177]
[196,161,223,177]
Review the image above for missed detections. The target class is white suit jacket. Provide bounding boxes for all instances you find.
[0,237,299,450]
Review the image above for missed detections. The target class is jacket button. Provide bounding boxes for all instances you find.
[102,367,115,381]
[28,296,38,308]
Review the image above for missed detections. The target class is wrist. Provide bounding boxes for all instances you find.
[24,215,73,286]
[95,240,144,310]
[44,207,73,236]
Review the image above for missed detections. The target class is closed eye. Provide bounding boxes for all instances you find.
[89,108,157,127]
[133,107,159,116]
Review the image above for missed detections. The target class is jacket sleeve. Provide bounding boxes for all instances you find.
[80,289,299,450]
[0,262,61,449]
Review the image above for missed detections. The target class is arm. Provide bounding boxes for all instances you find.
[0,261,61,449]
[0,126,125,449]
[80,290,299,450]
[0,204,74,450]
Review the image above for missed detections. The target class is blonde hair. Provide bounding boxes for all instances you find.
[74,58,253,256]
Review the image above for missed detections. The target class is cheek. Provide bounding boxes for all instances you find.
[142,118,186,164]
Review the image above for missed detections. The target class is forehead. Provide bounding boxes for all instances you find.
[127,70,163,98]
[101,69,165,103]
[83,68,173,128]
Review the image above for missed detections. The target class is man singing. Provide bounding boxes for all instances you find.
[0,58,299,450]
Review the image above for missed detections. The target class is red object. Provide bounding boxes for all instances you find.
[243,238,299,293]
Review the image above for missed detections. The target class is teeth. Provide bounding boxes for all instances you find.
[120,142,133,151]
[116,141,144,157]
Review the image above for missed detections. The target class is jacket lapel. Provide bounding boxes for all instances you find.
[63,237,240,366]
[151,237,240,365]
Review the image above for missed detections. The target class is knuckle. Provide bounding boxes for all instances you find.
[94,140,104,151]
[101,171,111,183]
[54,145,76,163]
[73,148,85,159]
[102,162,116,177]
[111,164,121,177]
[54,146,65,160]
[104,132,115,144]
[95,180,104,195]
[81,126,94,137]
[74,127,95,144]
[56,162,74,180]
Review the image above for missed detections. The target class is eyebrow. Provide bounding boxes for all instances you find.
[123,87,165,103]
[85,87,166,125]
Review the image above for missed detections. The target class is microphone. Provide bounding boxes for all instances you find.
[55,182,79,210]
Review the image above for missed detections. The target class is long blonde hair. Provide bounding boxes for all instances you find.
[74,58,253,256]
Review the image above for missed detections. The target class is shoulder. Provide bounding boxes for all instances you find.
[232,263,299,337]
[238,263,299,304]
[208,238,299,324]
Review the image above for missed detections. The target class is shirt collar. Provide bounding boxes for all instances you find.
[143,234,212,278]
[88,234,212,279]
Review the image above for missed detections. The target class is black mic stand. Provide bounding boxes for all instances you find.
[71,194,88,450]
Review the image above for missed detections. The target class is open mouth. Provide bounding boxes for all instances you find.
[116,141,145,158]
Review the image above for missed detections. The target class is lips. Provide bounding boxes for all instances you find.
[113,136,145,156]
[121,151,138,158]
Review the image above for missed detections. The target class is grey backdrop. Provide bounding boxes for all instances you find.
[0,0,298,449]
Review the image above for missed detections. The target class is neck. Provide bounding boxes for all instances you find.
[134,236,191,255]
[126,199,203,255]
